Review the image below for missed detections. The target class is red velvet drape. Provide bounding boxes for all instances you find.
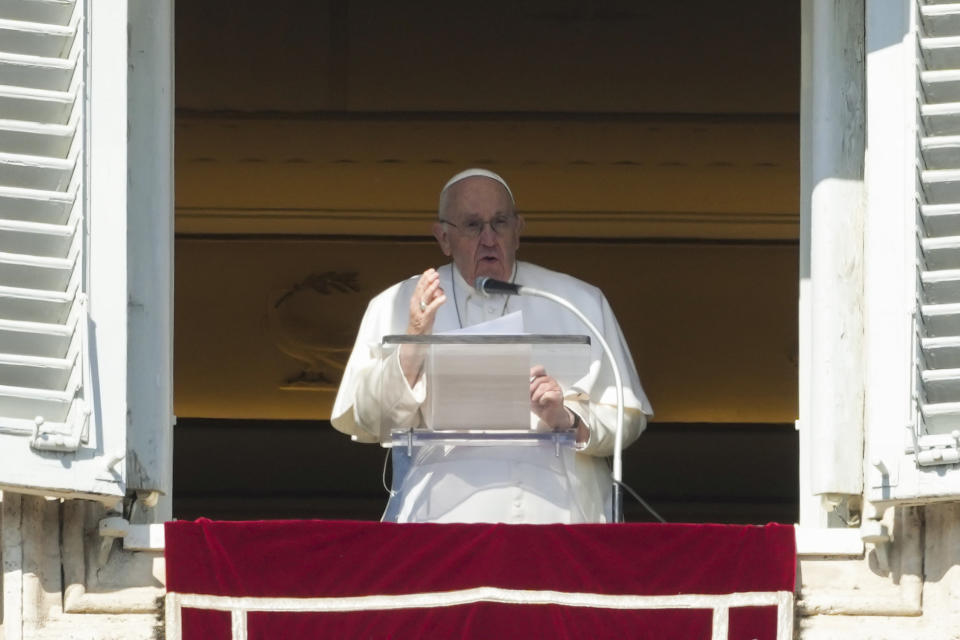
[165,519,795,639]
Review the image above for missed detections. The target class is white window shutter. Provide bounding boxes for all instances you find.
[867,0,960,504]
[917,3,960,462]
[0,0,129,500]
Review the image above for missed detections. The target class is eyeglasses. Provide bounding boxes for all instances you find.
[438,216,517,238]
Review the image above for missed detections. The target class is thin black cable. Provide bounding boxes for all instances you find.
[614,479,667,523]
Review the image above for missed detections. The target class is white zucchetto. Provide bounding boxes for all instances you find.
[440,168,515,204]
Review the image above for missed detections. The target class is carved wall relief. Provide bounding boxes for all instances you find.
[266,271,365,391]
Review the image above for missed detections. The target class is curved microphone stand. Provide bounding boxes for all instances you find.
[477,277,625,522]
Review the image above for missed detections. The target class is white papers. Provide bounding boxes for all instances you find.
[440,310,523,336]
[423,312,531,431]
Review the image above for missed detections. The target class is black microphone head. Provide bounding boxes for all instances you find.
[476,276,521,296]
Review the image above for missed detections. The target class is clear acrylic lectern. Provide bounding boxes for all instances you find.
[377,334,591,522]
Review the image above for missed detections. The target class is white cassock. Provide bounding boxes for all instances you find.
[331,261,653,523]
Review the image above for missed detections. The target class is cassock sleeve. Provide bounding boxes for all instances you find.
[331,284,425,443]
[564,292,652,457]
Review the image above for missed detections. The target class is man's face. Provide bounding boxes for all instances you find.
[433,177,524,285]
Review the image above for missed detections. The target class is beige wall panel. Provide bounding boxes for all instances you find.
[174,238,798,423]
[175,117,799,239]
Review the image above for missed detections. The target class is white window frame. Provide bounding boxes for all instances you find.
[796,0,869,557]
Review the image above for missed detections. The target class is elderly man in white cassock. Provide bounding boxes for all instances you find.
[332,168,652,523]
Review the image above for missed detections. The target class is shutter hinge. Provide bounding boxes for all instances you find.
[30,401,91,452]
[909,431,960,466]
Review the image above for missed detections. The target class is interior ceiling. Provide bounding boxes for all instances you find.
[172,1,801,424]
[176,1,799,114]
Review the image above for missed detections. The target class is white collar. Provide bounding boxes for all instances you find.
[451,262,518,299]
[450,262,518,326]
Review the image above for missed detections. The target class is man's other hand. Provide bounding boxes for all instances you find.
[529,365,574,430]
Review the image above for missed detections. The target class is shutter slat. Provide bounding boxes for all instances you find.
[921,235,960,269]
[0,287,74,324]
[921,69,960,102]
[920,302,960,336]
[0,317,73,358]
[0,216,76,256]
[0,352,74,390]
[0,85,75,124]
[921,135,960,169]
[921,36,960,68]
[921,169,960,203]
[0,382,74,424]
[920,401,960,431]
[0,50,77,92]
[921,368,960,405]
[922,267,960,301]
[920,336,960,369]
[920,102,960,135]
[922,3,960,39]
[0,18,76,58]
[0,118,77,157]
[0,1,77,27]
[921,203,960,235]
[0,185,75,224]
[0,149,75,191]
[0,250,74,291]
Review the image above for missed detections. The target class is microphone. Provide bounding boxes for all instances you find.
[478,273,629,522]
[475,276,523,296]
